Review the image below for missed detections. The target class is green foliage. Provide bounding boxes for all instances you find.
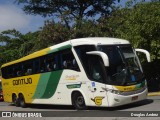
[0,1,159,68]
[100,1,160,60]
[16,0,118,29]
[32,20,71,51]
[71,20,100,38]
[0,29,39,66]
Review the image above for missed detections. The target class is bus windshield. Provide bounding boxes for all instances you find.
[98,45,144,86]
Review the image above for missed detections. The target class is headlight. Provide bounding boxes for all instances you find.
[101,87,122,94]
[110,89,122,94]
[105,88,121,94]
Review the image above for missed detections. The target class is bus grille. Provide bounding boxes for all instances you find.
[119,86,146,96]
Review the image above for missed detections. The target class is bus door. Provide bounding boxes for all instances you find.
[86,55,109,106]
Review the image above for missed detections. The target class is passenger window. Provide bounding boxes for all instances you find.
[7,66,14,78]
[46,54,54,72]
[14,64,22,77]
[40,57,46,73]
[53,54,60,70]
[72,59,79,71]
[23,61,33,75]
[61,49,80,71]
[2,49,80,79]
[34,59,40,74]
[1,67,8,79]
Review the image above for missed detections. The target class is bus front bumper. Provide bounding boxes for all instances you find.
[107,87,148,107]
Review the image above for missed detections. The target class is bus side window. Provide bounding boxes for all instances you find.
[1,67,8,79]
[63,61,68,69]
[53,54,60,70]
[8,67,14,78]
[61,49,80,71]
[14,64,22,77]
[23,61,33,75]
[72,59,80,71]
[33,59,40,74]
[46,54,54,72]
[40,57,46,73]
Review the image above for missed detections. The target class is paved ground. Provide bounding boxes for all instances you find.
[0,96,160,120]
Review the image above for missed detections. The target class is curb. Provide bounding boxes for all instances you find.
[148,92,160,96]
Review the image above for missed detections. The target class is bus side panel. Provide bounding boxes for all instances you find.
[2,78,13,102]
[31,70,90,105]
[2,74,41,103]
[57,70,91,106]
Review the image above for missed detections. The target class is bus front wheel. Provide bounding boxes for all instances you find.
[72,92,87,110]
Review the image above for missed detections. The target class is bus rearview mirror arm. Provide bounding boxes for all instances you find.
[86,51,109,67]
[135,49,151,62]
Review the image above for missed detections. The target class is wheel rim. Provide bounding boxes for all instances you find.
[18,95,26,107]
[20,97,25,106]
[76,96,85,108]
[20,99,24,106]
[12,95,17,105]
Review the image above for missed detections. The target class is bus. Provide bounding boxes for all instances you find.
[1,37,150,109]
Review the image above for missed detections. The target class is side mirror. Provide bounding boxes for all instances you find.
[86,51,109,67]
[135,49,151,62]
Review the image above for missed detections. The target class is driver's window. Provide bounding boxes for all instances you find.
[88,55,104,83]
[92,65,102,81]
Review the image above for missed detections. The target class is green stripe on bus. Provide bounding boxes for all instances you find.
[32,72,51,98]
[47,44,72,54]
[41,70,63,98]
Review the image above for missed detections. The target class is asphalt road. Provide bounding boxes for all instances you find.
[0,96,160,120]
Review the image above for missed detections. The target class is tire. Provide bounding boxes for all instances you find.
[19,94,27,108]
[15,97,20,107]
[72,92,87,110]
[12,94,17,106]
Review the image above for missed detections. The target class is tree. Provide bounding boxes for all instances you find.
[32,20,71,50]
[99,1,160,60]
[0,30,23,64]
[0,29,39,66]
[16,0,119,29]
[71,19,114,38]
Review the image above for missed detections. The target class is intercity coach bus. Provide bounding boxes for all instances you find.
[1,37,150,109]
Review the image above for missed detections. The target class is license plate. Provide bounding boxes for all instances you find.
[132,96,138,101]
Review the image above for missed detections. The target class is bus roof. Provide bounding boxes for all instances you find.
[1,37,130,68]
[70,37,130,46]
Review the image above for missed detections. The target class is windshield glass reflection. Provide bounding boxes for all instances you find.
[98,45,144,86]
